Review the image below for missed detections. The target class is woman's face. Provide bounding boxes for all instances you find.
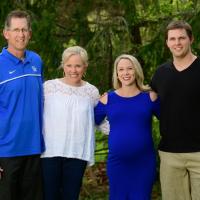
[63,54,87,86]
[117,58,136,87]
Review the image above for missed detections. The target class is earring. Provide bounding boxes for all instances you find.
[83,71,87,78]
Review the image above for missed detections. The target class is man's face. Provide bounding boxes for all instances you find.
[3,17,31,55]
[166,28,193,59]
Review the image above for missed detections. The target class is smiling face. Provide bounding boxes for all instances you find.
[63,54,87,86]
[166,28,193,59]
[117,58,136,87]
[3,17,31,57]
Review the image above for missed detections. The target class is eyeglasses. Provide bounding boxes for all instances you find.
[8,28,29,33]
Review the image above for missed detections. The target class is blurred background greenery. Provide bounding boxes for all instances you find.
[1,0,200,199]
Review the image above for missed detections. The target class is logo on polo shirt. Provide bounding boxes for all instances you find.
[31,66,37,72]
[9,70,16,74]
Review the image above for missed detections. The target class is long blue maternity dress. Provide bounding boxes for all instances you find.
[94,91,160,200]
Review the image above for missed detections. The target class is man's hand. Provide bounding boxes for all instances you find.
[0,167,3,180]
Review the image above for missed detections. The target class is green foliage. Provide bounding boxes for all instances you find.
[0,0,200,172]
[95,131,108,162]
[1,0,200,86]
[1,1,199,197]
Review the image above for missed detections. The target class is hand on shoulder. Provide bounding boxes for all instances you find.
[100,92,108,105]
[149,91,158,102]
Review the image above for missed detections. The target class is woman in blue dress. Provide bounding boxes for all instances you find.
[94,54,160,200]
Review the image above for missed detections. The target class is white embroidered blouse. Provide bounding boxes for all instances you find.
[41,79,100,165]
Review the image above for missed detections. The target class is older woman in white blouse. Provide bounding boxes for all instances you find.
[41,46,100,200]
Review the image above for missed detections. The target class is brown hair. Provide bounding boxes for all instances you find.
[165,20,193,40]
[4,10,31,30]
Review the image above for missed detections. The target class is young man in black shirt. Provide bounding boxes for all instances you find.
[151,20,200,200]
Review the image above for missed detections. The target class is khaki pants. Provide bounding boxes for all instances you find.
[159,151,200,200]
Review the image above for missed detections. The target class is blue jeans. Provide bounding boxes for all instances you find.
[41,157,87,200]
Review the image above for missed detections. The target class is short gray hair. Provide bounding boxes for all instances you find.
[60,46,88,68]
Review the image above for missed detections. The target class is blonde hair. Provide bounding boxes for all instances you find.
[112,54,150,90]
[60,46,88,68]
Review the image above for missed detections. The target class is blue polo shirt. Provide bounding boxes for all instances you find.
[0,47,45,157]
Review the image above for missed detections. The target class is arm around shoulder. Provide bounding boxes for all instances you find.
[94,92,108,125]
[95,92,110,135]
[149,91,160,119]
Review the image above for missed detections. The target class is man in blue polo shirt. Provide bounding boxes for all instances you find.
[0,10,44,200]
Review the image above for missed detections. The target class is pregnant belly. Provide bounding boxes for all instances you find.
[108,132,154,159]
